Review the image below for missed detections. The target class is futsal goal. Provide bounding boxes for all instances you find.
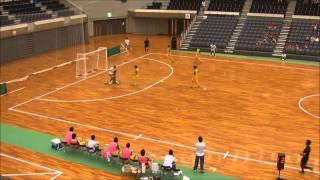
[75,47,108,78]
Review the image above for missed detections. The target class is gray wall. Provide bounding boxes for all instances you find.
[94,19,126,36]
[0,23,88,64]
[69,0,169,36]
[69,0,168,19]
[126,16,168,35]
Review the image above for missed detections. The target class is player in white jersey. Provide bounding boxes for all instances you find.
[210,43,217,57]
[124,37,130,50]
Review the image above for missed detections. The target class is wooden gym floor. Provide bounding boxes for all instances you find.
[0,34,319,179]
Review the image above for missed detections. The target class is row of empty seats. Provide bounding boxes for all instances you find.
[284,20,320,56]
[146,2,162,9]
[3,3,43,14]
[207,0,245,12]
[250,0,288,14]
[0,0,29,6]
[0,0,76,26]
[295,0,320,16]
[189,15,238,50]
[235,17,283,52]
[0,15,14,26]
[15,12,52,23]
[35,0,67,11]
[145,0,319,17]
[167,0,202,10]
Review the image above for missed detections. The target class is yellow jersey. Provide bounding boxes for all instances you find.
[167,48,171,56]
[193,68,198,77]
[196,49,200,56]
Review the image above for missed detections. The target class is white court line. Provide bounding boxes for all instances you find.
[298,94,320,119]
[9,108,320,175]
[8,54,150,110]
[8,87,25,95]
[182,160,191,164]
[209,166,217,172]
[37,57,174,103]
[0,153,63,179]
[7,52,320,175]
[134,134,143,140]
[1,47,128,85]
[0,87,25,97]
[2,172,59,177]
[223,152,229,159]
[10,108,138,138]
[152,53,320,72]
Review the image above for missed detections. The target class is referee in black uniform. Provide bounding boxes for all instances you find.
[300,139,313,173]
[144,37,150,53]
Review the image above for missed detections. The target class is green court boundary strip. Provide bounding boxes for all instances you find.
[173,50,320,67]
[107,45,121,57]
[0,123,235,180]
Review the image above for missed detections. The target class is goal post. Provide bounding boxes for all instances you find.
[75,47,108,78]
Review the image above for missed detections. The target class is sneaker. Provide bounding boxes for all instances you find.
[299,170,304,174]
[200,170,204,174]
[193,169,197,173]
[174,170,183,176]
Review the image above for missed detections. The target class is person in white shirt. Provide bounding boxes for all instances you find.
[193,136,205,173]
[106,65,119,85]
[163,149,180,172]
[281,52,287,61]
[106,66,114,84]
[87,135,99,152]
[210,43,217,57]
[124,37,130,50]
[201,0,206,8]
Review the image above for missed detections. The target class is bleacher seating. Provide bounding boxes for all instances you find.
[0,0,29,6]
[167,0,202,10]
[3,3,43,14]
[16,12,52,23]
[147,2,162,9]
[0,15,14,26]
[0,0,76,26]
[56,9,75,17]
[207,0,245,12]
[295,0,320,16]
[250,0,288,14]
[189,15,238,51]
[235,17,283,53]
[35,0,67,11]
[284,20,320,57]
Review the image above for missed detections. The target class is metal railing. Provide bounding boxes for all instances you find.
[180,16,197,47]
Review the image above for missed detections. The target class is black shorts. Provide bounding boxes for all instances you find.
[300,157,308,166]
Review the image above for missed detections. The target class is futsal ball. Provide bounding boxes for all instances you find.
[12,30,17,36]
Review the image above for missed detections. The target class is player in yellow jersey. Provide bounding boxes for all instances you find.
[167,45,171,57]
[167,45,174,63]
[192,65,199,88]
[195,48,201,61]
[133,64,139,85]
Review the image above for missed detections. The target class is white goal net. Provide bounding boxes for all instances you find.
[75,47,108,78]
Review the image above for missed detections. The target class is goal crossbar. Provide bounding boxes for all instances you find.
[75,47,108,79]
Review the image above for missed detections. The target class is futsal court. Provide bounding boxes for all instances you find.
[1,34,319,179]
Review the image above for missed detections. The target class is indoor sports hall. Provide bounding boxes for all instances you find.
[0,0,319,179]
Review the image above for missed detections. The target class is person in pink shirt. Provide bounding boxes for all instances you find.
[138,149,151,168]
[121,143,132,162]
[64,127,74,144]
[101,137,120,161]
[108,137,119,156]
[70,133,80,148]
